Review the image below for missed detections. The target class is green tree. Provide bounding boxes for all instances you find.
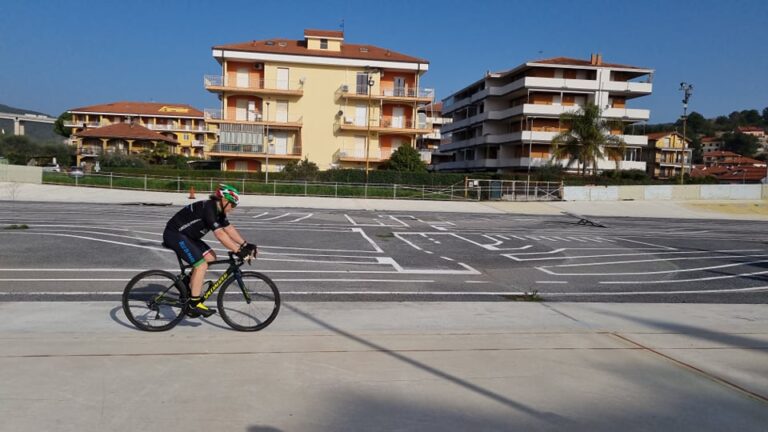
[0,135,38,164]
[282,156,319,180]
[386,144,427,172]
[550,103,627,176]
[722,132,759,156]
[53,112,73,138]
[741,109,762,125]
[762,107,768,124]
[675,111,712,137]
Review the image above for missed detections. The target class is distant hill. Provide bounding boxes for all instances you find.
[0,103,52,117]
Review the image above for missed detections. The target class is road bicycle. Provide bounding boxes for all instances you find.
[122,249,280,332]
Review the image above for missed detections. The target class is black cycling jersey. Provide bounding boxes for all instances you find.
[165,199,230,240]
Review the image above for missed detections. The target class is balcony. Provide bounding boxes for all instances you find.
[337,84,434,103]
[65,121,101,128]
[602,107,651,121]
[78,147,102,157]
[440,131,649,153]
[145,123,212,133]
[336,117,430,134]
[208,144,302,159]
[204,75,304,97]
[204,109,303,129]
[336,146,392,162]
[190,140,205,148]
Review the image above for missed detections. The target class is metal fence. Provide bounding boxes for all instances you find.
[42,172,562,202]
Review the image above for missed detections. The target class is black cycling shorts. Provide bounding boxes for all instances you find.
[163,229,213,267]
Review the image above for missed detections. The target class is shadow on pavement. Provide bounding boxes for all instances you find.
[282,303,574,428]
[109,305,201,330]
[592,308,768,349]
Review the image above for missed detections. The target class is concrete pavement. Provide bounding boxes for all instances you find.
[0,301,766,431]
[2,181,768,220]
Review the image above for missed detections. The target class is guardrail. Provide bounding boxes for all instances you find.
[41,172,562,201]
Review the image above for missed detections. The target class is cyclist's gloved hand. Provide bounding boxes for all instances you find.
[236,242,257,259]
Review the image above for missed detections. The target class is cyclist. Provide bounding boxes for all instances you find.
[163,184,257,318]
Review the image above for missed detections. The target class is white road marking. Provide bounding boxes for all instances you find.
[351,227,384,253]
[440,256,455,262]
[432,225,448,231]
[600,269,768,284]
[375,257,481,275]
[260,213,292,221]
[464,281,490,284]
[617,237,676,250]
[541,253,768,268]
[251,212,269,219]
[567,237,587,242]
[0,290,537,296]
[503,249,762,262]
[546,286,768,296]
[291,213,314,222]
[536,281,568,284]
[394,233,424,251]
[537,259,768,276]
[388,216,411,227]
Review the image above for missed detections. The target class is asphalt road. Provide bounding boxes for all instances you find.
[1,201,767,303]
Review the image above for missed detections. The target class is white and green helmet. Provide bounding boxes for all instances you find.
[215,184,240,206]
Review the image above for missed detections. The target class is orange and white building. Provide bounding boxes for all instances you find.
[204,29,433,172]
[66,102,217,166]
[437,54,653,172]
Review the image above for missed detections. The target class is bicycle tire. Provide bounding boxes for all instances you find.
[122,270,187,332]
[217,271,281,332]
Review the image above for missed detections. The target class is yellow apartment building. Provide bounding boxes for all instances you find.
[66,102,218,166]
[646,131,692,179]
[204,29,433,172]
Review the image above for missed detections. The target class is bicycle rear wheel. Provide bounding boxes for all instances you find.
[122,270,186,331]
[217,271,280,332]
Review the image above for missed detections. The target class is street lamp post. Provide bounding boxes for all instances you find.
[679,82,693,185]
[264,101,270,183]
[365,75,375,182]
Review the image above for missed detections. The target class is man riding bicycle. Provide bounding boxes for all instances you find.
[163,184,257,318]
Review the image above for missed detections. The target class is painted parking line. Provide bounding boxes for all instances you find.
[537,259,768,276]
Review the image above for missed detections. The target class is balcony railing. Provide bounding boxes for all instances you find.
[145,123,210,132]
[337,84,434,100]
[204,109,302,126]
[65,121,101,128]
[336,117,429,132]
[191,140,205,148]
[211,143,302,157]
[337,147,392,161]
[204,75,304,94]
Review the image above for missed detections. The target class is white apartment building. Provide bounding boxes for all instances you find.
[416,102,452,167]
[436,54,653,172]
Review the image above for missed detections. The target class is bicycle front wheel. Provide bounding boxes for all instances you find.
[122,270,186,332]
[217,271,280,332]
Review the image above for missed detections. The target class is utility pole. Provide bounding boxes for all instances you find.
[679,82,693,185]
[365,73,375,183]
[264,101,271,183]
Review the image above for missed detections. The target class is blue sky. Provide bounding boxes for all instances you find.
[2,0,766,123]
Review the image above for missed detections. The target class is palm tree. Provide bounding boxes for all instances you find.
[550,103,627,176]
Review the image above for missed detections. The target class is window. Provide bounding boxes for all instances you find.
[183,134,189,140]
[234,161,249,171]
[320,38,328,49]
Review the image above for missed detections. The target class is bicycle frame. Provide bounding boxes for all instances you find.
[173,252,252,304]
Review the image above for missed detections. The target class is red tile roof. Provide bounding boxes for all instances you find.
[215,38,428,64]
[703,150,741,158]
[716,166,767,182]
[529,56,650,70]
[737,126,765,133]
[69,101,203,118]
[646,131,689,142]
[700,136,721,143]
[74,123,179,144]
[304,29,343,38]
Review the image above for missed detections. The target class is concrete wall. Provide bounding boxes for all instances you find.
[0,164,42,184]
[562,184,766,201]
